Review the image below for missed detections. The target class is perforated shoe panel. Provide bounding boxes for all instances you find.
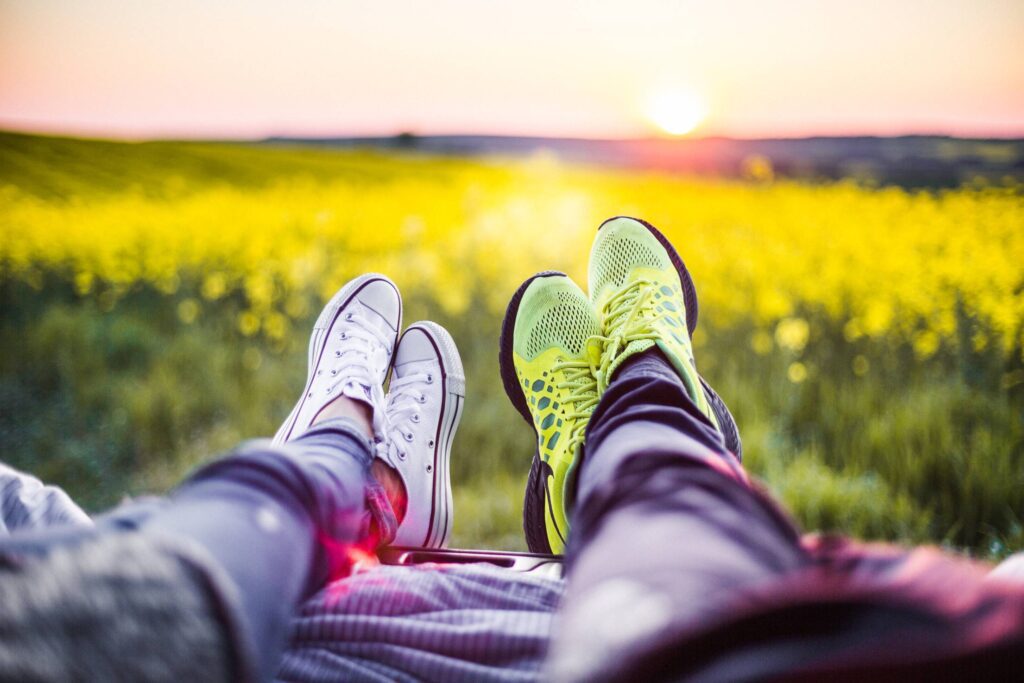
[516,280,600,361]
[589,218,672,299]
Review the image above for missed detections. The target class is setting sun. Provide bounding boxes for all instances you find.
[646,89,708,136]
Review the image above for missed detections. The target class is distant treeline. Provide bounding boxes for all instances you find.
[266,134,1024,189]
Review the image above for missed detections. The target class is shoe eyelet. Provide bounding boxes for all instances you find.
[411,414,420,423]
[340,332,348,340]
[426,374,434,384]
[427,439,435,448]
[316,369,322,376]
[330,368,338,376]
[334,350,341,358]
[426,464,433,473]
[398,450,407,461]
[404,432,414,443]
[307,392,313,398]
[326,386,333,394]
[417,395,427,404]
[345,313,354,322]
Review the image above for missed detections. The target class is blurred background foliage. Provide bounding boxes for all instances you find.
[1,131,1022,556]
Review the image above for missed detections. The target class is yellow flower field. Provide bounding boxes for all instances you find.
[4,160,1022,359]
[1,133,1022,553]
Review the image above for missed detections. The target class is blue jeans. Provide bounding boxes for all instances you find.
[2,442,562,682]
[1,417,395,682]
[149,417,396,679]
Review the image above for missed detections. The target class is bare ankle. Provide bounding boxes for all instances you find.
[312,397,374,439]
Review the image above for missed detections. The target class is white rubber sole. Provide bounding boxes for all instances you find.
[407,321,465,548]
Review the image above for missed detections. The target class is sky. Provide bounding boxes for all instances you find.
[1,0,1022,140]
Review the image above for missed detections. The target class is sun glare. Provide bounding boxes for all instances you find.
[646,89,707,136]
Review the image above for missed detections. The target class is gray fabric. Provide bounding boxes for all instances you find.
[0,463,563,681]
[279,562,563,682]
[0,531,233,682]
[0,463,93,534]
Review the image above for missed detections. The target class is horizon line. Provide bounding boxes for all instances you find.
[3,125,1024,145]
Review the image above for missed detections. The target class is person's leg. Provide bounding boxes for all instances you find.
[0,406,388,682]
[546,218,1024,681]
[555,349,1024,682]
[0,275,405,682]
[166,273,406,678]
[144,413,381,680]
[551,349,812,681]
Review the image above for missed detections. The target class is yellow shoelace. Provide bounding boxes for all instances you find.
[590,279,669,393]
[550,357,600,455]
[544,279,679,456]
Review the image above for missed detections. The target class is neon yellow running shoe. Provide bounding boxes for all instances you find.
[499,272,601,554]
[588,216,720,429]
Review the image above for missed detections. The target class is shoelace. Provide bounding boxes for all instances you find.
[550,356,600,458]
[323,307,393,435]
[590,279,667,394]
[534,281,663,457]
[382,371,432,464]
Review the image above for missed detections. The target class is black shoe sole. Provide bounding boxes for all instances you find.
[499,271,567,554]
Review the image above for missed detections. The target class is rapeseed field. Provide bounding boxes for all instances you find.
[1,131,1022,555]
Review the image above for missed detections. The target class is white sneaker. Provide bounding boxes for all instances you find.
[273,274,402,445]
[380,322,465,548]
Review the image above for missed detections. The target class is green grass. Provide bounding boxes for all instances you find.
[0,130,471,200]
[1,131,1021,557]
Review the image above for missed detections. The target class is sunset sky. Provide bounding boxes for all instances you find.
[1,0,1022,140]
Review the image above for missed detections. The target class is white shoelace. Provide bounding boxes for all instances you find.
[381,371,432,467]
[323,307,393,438]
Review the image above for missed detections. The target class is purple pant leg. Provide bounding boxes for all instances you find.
[550,350,1024,682]
[550,351,808,681]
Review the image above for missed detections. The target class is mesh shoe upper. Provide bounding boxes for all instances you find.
[589,225,671,298]
[517,282,599,360]
[511,274,601,553]
[589,217,718,427]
